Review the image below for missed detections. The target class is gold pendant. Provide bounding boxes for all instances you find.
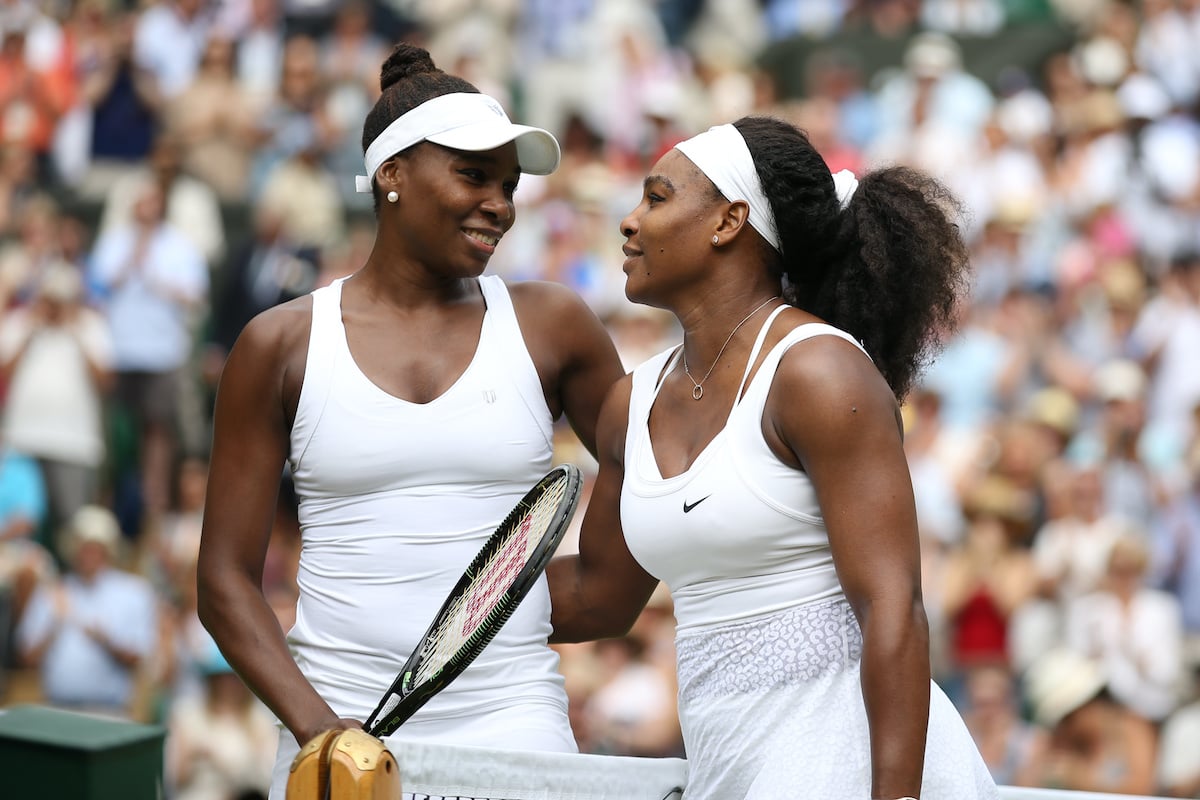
[692,385,703,400]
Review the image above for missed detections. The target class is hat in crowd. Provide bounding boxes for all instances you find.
[1060,90,1125,136]
[1023,647,1107,728]
[997,90,1055,144]
[1073,36,1128,88]
[963,474,1034,524]
[36,260,83,304]
[1100,259,1147,310]
[59,504,122,561]
[904,32,961,78]
[1025,387,1080,438]
[1117,72,1172,121]
[1094,359,1147,403]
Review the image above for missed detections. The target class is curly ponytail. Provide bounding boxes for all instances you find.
[735,116,970,401]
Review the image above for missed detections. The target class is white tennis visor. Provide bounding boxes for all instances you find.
[355,92,561,193]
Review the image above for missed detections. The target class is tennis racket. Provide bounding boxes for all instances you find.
[364,463,583,738]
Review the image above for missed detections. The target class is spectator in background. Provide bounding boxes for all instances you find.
[0,193,65,310]
[1066,533,1185,723]
[962,663,1047,787]
[1069,358,1161,525]
[940,475,1038,697]
[318,0,386,171]
[1158,660,1200,798]
[148,454,208,598]
[43,0,110,188]
[230,0,285,107]
[163,34,258,202]
[97,130,226,270]
[254,122,345,252]
[0,259,113,560]
[165,638,276,800]
[870,31,995,181]
[246,33,340,200]
[0,437,50,667]
[0,12,71,181]
[1031,462,1131,604]
[1150,437,1200,669]
[132,0,213,101]
[203,203,318,382]
[1134,251,1200,456]
[1018,647,1158,795]
[0,139,38,238]
[16,504,158,719]
[1010,460,1131,673]
[89,181,208,527]
[77,9,161,198]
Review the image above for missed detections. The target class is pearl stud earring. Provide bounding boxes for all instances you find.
[386,190,399,203]
[712,235,719,245]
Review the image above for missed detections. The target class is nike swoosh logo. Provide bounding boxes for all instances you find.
[683,496,711,513]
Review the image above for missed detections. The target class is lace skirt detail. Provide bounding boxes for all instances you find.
[676,598,863,705]
[674,599,998,800]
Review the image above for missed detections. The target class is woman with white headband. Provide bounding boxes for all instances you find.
[197,43,624,798]
[550,116,997,799]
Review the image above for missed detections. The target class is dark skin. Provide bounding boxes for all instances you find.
[548,150,930,800]
[197,139,624,747]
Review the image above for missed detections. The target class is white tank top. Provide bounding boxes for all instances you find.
[622,308,873,632]
[286,275,569,726]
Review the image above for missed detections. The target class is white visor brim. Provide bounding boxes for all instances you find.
[355,93,561,192]
[426,122,560,176]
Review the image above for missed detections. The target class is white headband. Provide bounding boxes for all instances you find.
[674,124,780,251]
[355,92,561,193]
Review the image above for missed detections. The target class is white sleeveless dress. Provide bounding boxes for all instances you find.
[267,275,576,799]
[621,308,998,799]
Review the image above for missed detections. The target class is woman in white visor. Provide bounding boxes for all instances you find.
[549,116,1000,800]
[198,43,624,798]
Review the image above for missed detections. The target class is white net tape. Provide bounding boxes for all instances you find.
[998,790,1168,800]
[384,741,686,800]
[368,741,1175,800]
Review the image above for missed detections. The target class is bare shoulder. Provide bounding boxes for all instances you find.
[222,295,314,407]
[234,295,313,357]
[505,278,617,364]
[768,331,899,441]
[507,279,595,321]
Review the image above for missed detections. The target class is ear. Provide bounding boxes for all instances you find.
[711,200,751,246]
[375,156,405,198]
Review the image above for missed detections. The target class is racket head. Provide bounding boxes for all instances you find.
[366,463,583,737]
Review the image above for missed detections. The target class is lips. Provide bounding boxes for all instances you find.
[465,229,500,247]
[621,244,643,273]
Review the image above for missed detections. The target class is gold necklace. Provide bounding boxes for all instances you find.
[682,296,780,400]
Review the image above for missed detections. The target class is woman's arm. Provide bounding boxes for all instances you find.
[510,281,625,458]
[548,376,660,642]
[770,337,929,800]
[196,302,358,745]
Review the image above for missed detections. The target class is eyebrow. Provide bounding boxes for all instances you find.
[644,174,675,193]
[446,148,521,178]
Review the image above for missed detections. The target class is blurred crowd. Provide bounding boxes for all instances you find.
[0,0,1199,798]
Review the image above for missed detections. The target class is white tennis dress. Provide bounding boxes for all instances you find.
[267,275,576,799]
[621,308,999,800]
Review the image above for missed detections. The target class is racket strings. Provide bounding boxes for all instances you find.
[414,477,569,684]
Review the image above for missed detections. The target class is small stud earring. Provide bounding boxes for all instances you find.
[386,190,399,203]
[712,235,719,245]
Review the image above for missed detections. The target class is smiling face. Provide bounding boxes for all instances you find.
[618,149,724,308]
[381,140,521,279]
